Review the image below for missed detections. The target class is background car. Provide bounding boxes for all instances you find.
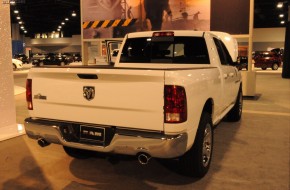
[270,48,284,62]
[33,53,73,66]
[37,53,73,66]
[253,51,282,70]
[14,53,29,64]
[236,56,248,70]
[72,53,82,62]
[60,53,74,64]
[31,53,46,66]
[12,58,23,70]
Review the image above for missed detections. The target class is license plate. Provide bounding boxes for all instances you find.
[80,125,105,142]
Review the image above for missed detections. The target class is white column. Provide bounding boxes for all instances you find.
[241,0,256,96]
[0,0,24,141]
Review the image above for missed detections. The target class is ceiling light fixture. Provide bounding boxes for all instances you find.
[281,21,285,24]
[10,0,16,5]
[14,10,19,14]
[16,16,21,20]
[58,26,62,28]
[18,21,23,24]
[277,2,283,8]
[20,26,24,29]
[57,29,61,31]
[24,31,27,33]
[61,22,65,25]
[279,14,284,18]
[65,18,69,21]
[71,11,76,17]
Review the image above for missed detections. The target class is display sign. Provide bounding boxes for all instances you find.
[82,0,211,39]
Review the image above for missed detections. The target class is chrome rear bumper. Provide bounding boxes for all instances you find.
[24,117,188,158]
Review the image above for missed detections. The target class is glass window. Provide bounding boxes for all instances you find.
[120,37,210,64]
[213,38,234,65]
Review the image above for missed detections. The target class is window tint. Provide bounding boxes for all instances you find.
[213,38,233,65]
[120,37,210,64]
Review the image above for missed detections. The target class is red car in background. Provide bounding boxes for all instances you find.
[253,51,282,70]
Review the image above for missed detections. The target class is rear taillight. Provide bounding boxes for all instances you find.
[164,85,187,123]
[26,79,33,110]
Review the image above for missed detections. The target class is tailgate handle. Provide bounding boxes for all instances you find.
[77,74,98,79]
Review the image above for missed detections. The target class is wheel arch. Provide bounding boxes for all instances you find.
[202,98,214,117]
[13,63,17,70]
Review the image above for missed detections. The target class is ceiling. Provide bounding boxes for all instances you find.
[10,0,289,38]
[10,0,81,37]
[254,0,289,28]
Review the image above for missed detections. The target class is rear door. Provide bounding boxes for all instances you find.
[29,67,165,131]
[213,38,238,107]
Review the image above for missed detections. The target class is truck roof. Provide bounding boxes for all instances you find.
[126,30,205,38]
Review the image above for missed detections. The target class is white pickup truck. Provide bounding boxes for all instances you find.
[24,30,242,178]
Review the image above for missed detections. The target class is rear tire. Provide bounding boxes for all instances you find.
[13,64,17,71]
[179,112,213,178]
[272,63,279,70]
[261,64,267,70]
[63,146,92,159]
[227,86,243,122]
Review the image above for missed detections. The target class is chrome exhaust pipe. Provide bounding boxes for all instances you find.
[37,139,50,147]
[138,153,151,165]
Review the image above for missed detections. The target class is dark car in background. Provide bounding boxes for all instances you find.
[270,48,284,62]
[236,56,248,70]
[14,53,29,64]
[33,53,73,66]
[253,51,282,70]
[72,53,82,62]
[31,53,46,66]
[61,53,74,64]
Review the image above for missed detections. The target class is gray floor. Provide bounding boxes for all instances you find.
[0,71,289,190]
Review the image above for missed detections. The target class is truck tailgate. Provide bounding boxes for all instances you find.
[28,67,165,131]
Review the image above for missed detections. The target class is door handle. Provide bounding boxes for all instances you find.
[229,73,234,77]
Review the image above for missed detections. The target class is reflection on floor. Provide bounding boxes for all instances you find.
[0,124,25,142]
[14,86,26,95]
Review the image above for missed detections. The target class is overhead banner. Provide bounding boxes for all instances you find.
[82,0,211,39]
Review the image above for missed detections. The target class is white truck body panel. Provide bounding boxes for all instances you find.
[29,68,165,131]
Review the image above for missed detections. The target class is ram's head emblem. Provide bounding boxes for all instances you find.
[83,86,95,101]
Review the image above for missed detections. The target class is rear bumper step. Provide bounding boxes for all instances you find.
[24,117,188,158]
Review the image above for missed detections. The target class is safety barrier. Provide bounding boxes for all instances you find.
[83,19,137,29]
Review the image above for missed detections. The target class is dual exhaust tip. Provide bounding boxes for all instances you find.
[137,153,151,165]
[37,139,152,165]
[37,138,50,147]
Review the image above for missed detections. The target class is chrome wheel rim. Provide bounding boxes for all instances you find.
[202,123,212,167]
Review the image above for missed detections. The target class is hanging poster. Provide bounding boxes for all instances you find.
[82,0,211,39]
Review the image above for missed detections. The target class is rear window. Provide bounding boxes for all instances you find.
[120,37,209,64]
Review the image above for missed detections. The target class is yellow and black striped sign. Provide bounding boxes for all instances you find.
[83,19,137,29]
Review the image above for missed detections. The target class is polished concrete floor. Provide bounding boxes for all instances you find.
[0,70,289,190]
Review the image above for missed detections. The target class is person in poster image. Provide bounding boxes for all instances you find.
[144,0,172,30]
[82,0,122,38]
[82,0,122,21]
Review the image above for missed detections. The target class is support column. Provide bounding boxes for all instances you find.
[241,0,256,96]
[282,5,290,78]
[0,0,23,141]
